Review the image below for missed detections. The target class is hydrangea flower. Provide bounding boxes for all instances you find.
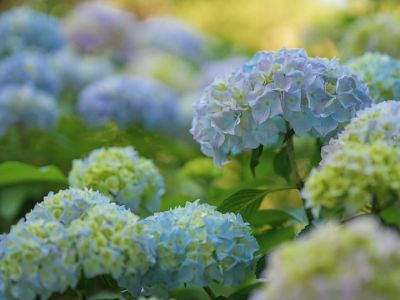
[50,49,114,93]
[0,219,78,300]
[340,14,400,59]
[0,52,60,95]
[251,217,400,300]
[69,202,156,296]
[322,101,400,161]
[26,188,110,226]
[77,75,182,131]
[199,56,247,88]
[303,142,400,216]
[191,48,372,165]
[347,53,400,102]
[0,7,65,56]
[64,3,136,63]
[68,147,164,215]
[129,49,199,94]
[0,85,58,137]
[137,17,207,64]
[140,200,259,296]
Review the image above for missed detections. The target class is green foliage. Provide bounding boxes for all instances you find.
[0,161,66,186]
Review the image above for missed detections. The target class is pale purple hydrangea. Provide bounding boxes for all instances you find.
[64,3,136,63]
[50,49,114,93]
[0,52,60,96]
[0,85,58,137]
[78,76,182,132]
[191,48,372,165]
[137,17,208,65]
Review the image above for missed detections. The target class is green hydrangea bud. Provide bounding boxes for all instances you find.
[303,142,400,216]
[68,146,164,215]
[252,217,400,300]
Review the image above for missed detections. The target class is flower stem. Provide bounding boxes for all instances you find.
[286,131,314,224]
[204,287,217,300]
[76,290,86,300]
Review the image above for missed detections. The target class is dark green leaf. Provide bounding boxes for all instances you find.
[229,279,264,300]
[218,189,268,221]
[249,209,299,228]
[0,161,67,186]
[249,145,263,177]
[87,290,122,300]
[255,254,267,278]
[273,145,292,183]
[218,188,295,221]
[255,226,295,253]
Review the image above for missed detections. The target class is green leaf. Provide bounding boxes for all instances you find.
[273,145,292,183]
[249,209,299,228]
[218,189,267,221]
[255,226,295,253]
[255,254,267,278]
[87,290,122,300]
[250,145,263,177]
[0,161,67,186]
[218,188,295,221]
[229,279,264,300]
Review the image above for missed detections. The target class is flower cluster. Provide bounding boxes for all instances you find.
[0,85,58,137]
[0,7,65,56]
[64,2,136,63]
[68,147,164,215]
[347,53,400,102]
[69,202,156,296]
[140,201,259,296]
[0,219,79,300]
[303,142,400,216]
[77,75,182,131]
[137,17,207,64]
[251,217,400,300]
[321,101,400,161]
[340,14,400,59]
[26,188,110,225]
[191,48,372,165]
[0,52,60,96]
[50,49,114,93]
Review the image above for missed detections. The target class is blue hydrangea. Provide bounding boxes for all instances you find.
[0,7,66,56]
[191,48,372,165]
[0,219,79,300]
[50,49,114,93]
[64,3,136,63]
[347,53,400,102]
[0,52,60,95]
[137,17,208,64]
[68,147,165,215]
[77,75,182,131]
[140,200,259,296]
[69,202,156,297]
[26,188,111,226]
[0,85,58,137]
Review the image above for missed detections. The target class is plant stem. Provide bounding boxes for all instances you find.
[204,287,217,300]
[76,290,86,300]
[286,132,314,224]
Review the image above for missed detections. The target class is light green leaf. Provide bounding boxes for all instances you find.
[0,161,67,186]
